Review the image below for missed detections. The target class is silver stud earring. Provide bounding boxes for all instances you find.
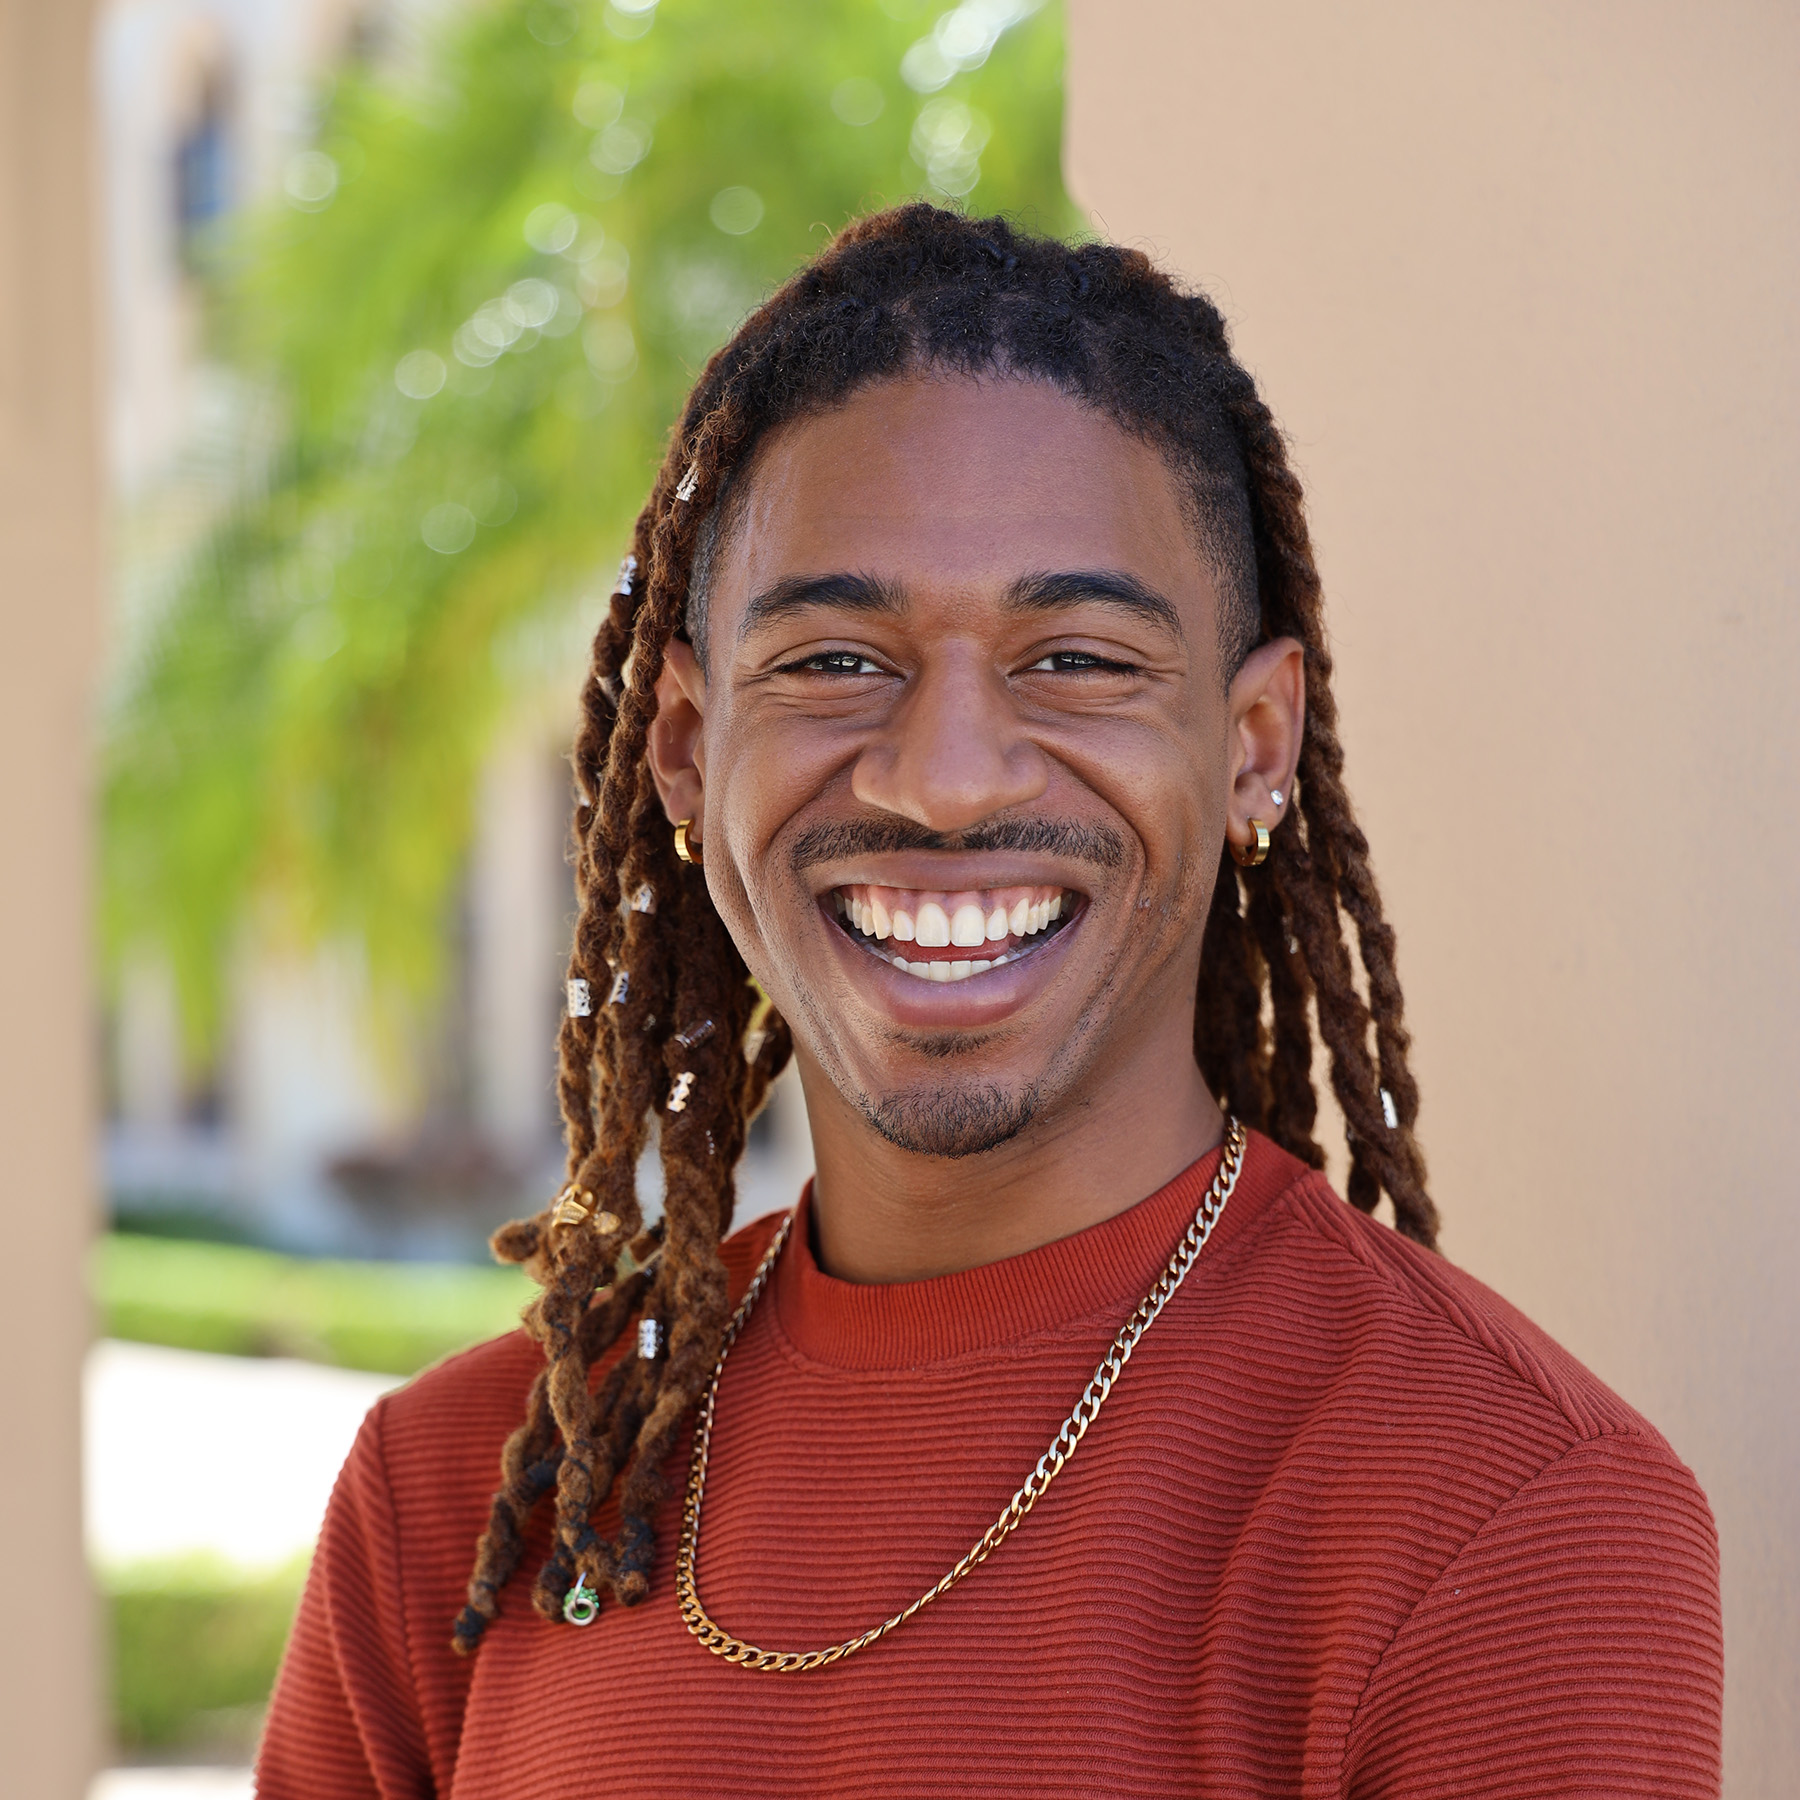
[1271,788,1285,807]
[566,978,592,1018]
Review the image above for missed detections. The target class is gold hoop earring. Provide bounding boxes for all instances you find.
[1231,819,1271,869]
[674,819,703,867]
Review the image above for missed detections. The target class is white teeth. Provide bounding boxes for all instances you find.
[846,888,1071,965]
[888,951,1007,981]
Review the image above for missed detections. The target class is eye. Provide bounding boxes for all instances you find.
[788,650,885,675]
[1023,649,1135,674]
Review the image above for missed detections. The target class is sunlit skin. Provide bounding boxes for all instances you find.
[647,374,1302,1284]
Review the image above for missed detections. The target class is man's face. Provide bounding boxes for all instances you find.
[659,374,1250,1158]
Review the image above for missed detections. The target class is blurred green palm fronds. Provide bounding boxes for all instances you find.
[104,0,1076,1059]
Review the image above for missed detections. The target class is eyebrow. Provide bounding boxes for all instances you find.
[735,566,1184,642]
[738,571,906,641]
[1004,569,1184,638]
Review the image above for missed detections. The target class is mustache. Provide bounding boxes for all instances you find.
[789,815,1127,873]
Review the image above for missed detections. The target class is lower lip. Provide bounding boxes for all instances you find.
[816,904,1084,1028]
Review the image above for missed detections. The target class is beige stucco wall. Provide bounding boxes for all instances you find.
[0,0,103,1790]
[1065,2,1796,1791]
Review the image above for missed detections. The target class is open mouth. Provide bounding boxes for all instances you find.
[828,883,1081,983]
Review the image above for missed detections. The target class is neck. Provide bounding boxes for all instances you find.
[795,1008,1222,1284]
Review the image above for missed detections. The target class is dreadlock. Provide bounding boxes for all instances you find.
[452,203,1437,1653]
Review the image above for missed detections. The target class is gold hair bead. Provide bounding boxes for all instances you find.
[550,1186,595,1228]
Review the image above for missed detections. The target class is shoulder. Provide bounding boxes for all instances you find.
[1215,1138,1715,1600]
[1224,1142,1720,1782]
[1247,1141,1670,1453]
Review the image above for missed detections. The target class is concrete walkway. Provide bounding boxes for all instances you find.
[92,1772,253,1799]
[87,1341,401,1797]
[85,1340,399,1572]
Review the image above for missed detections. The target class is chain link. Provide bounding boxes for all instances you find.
[674,1117,1248,1671]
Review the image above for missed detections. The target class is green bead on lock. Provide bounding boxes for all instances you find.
[562,1574,600,1627]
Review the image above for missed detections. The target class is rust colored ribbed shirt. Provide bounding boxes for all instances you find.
[259,1134,1722,1797]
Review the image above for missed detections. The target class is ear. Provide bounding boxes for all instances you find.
[647,639,708,840]
[1224,636,1305,855]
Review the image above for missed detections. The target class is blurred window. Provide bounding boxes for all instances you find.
[174,61,233,268]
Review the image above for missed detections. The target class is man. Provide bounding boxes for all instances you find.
[260,206,1722,1797]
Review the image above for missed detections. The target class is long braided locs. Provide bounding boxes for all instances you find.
[452,203,1437,1654]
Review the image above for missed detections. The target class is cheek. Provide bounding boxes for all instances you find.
[699,717,822,946]
[1059,718,1222,879]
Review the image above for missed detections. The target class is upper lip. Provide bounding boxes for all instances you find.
[807,854,1093,901]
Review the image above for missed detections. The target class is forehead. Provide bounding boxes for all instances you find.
[709,374,1210,632]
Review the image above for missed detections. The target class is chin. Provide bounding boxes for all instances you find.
[857,1078,1040,1160]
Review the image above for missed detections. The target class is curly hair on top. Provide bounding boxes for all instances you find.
[451,202,1437,1654]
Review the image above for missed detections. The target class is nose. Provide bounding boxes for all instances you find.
[850,643,1048,833]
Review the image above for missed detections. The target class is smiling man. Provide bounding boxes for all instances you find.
[260,208,1722,1798]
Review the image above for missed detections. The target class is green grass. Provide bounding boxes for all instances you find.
[94,1237,535,1752]
[95,1232,534,1375]
[108,1557,309,1755]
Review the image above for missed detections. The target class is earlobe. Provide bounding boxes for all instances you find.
[648,639,708,831]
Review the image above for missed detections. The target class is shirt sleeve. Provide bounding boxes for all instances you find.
[257,1397,438,1800]
[1343,1432,1722,1799]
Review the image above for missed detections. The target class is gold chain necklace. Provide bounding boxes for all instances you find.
[674,1116,1248,1672]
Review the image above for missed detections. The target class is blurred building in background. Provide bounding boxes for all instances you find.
[97,0,814,1257]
